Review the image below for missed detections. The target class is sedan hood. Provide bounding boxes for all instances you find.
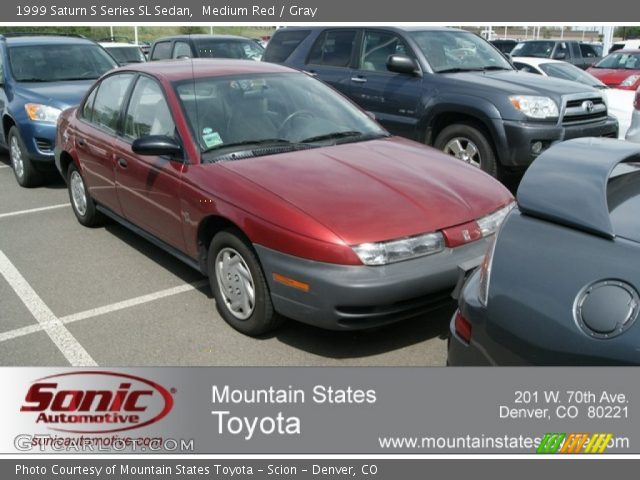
[588,68,640,86]
[220,137,512,245]
[14,80,95,110]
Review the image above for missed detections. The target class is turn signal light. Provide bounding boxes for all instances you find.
[454,310,472,344]
[272,273,310,293]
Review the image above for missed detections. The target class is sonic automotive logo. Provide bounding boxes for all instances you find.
[20,371,174,434]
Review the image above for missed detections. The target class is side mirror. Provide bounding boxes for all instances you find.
[132,136,182,157]
[386,55,419,75]
[553,51,567,60]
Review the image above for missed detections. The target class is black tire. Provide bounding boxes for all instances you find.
[66,162,103,227]
[434,123,498,177]
[208,229,283,336]
[8,126,43,187]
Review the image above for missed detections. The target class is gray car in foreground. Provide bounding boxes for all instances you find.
[626,88,640,143]
[448,138,640,365]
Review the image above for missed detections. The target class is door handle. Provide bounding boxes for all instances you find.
[351,76,367,83]
[303,70,318,77]
[117,158,128,169]
[77,138,86,147]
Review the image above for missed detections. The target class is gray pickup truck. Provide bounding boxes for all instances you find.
[511,40,602,69]
[265,27,618,177]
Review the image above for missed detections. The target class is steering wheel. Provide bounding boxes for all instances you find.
[278,110,316,136]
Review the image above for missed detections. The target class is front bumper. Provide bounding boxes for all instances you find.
[18,121,57,162]
[254,239,489,330]
[498,117,619,168]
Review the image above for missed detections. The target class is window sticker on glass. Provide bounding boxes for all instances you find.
[202,127,223,148]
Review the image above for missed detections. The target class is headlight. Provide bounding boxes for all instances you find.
[25,103,62,123]
[352,232,445,266]
[478,235,497,307]
[621,74,640,87]
[509,95,559,119]
[476,203,515,237]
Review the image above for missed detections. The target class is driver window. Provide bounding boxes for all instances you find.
[173,42,192,59]
[360,31,411,72]
[123,76,175,141]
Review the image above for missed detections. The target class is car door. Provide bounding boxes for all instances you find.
[75,73,135,212]
[113,75,186,250]
[303,29,359,98]
[349,30,422,138]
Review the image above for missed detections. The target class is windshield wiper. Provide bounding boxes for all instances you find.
[300,131,377,144]
[16,78,48,82]
[203,138,296,154]
[479,65,512,71]
[435,67,484,73]
[58,77,99,81]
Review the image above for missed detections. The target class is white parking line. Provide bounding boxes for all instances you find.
[0,250,97,367]
[60,280,209,324]
[0,203,70,220]
[0,279,209,344]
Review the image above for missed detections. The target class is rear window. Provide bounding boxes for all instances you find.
[511,41,555,58]
[608,163,640,242]
[263,30,310,63]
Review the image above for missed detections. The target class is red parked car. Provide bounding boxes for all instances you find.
[588,49,640,90]
[55,60,513,336]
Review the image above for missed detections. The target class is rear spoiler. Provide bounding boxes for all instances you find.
[517,138,640,239]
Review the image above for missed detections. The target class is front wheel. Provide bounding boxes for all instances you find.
[9,127,43,187]
[208,230,283,336]
[434,123,498,177]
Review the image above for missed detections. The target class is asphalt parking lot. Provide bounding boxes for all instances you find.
[0,152,452,367]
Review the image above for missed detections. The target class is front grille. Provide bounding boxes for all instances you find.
[562,96,607,125]
[34,138,53,153]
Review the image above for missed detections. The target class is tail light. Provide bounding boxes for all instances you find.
[478,234,498,307]
[454,310,472,344]
[635,88,640,111]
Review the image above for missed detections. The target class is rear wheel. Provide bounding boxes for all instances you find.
[208,229,283,336]
[434,123,498,177]
[67,162,102,227]
[9,127,43,187]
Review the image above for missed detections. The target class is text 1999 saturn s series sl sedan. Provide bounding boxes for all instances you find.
[55,59,513,336]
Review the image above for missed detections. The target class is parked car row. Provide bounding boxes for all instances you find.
[4,28,640,365]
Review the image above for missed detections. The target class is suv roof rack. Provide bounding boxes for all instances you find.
[0,32,86,39]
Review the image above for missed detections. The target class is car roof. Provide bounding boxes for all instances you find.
[100,42,140,48]
[113,58,295,81]
[512,56,568,67]
[2,35,95,46]
[153,34,251,43]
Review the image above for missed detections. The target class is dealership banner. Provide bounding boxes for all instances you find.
[0,0,625,22]
[0,368,637,454]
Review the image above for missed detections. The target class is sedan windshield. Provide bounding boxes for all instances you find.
[511,41,556,58]
[9,44,117,82]
[539,62,606,88]
[174,72,386,157]
[594,52,640,70]
[193,39,264,61]
[410,30,512,73]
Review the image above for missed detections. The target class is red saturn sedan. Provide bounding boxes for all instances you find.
[55,60,513,336]
[588,49,640,90]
